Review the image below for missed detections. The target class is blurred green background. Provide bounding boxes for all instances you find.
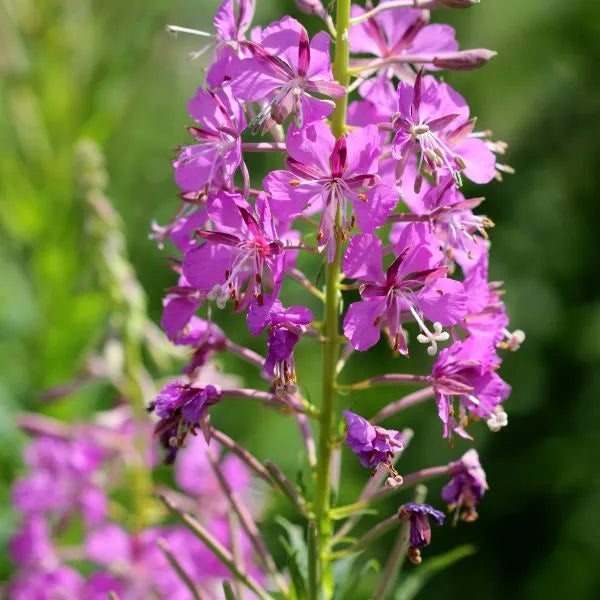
[1,0,599,598]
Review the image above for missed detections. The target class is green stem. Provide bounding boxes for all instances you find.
[314,1,351,598]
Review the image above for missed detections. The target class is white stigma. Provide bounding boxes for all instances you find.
[487,406,508,432]
[408,304,449,356]
[502,328,526,351]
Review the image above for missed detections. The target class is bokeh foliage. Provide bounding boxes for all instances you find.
[1,0,599,597]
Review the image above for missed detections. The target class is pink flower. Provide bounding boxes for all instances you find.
[232,16,345,130]
[349,4,458,77]
[173,84,246,194]
[392,71,497,185]
[432,338,511,439]
[264,121,398,260]
[343,225,466,355]
[247,296,313,394]
[182,192,287,310]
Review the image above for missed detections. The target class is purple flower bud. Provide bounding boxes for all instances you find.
[432,49,497,71]
[442,449,488,522]
[343,410,404,469]
[398,502,445,564]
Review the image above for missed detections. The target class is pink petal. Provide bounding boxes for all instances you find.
[455,137,497,184]
[260,16,303,72]
[230,58,285,100]
[286,121,334,174]
[307,31,335,79]
[182,243,232,290]
[263,170,322,221]
[352,184,398,234]
[418,277,467,325]
[343,233,385,283]
[343,298,386,351]
[345,124,381,176]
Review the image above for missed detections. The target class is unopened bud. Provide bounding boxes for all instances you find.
[295,0,326,16]
[433,49,496,71]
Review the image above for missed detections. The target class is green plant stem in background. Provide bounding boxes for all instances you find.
[76,141,154,532]
[314,1,351,598]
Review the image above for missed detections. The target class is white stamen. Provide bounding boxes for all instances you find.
[165,24,214,38]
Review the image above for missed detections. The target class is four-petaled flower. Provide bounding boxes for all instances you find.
[392,71,496,186]
[349,4,458,78]
[343,224,467,355]
[173,84,246,194]
[232,16,345,130]
[265,121,398,260]
[183,192,288,310]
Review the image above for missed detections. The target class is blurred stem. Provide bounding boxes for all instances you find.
[314,1,351,598]
[76,141,153,532]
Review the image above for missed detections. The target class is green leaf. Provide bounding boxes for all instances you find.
[333,556,379,600]
[276,517,309,600]
[394,545,476,600]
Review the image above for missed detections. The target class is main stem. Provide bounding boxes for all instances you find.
[315,1,350,597]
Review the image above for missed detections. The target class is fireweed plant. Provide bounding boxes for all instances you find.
[149,0,525,597]
[6,1,526,599]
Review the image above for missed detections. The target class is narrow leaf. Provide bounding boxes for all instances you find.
[394,545,476,600]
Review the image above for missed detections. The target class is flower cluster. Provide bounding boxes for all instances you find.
[8,409,265,599]
[146,0,524,594]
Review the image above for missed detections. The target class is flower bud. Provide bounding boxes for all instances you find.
[433,49,496,71]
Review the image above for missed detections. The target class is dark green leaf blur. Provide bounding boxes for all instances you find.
[1,0,599,597]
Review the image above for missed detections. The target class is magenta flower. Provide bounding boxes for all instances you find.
[231,16,345,129]
[264,121,398,260]
[9,566,85,600]
[349,4,458,77]
[12,436,107,527]
[10,516,56,568]
[462,254,525,351]
[173,84,246,194]
[182,192,286,310]
[343,225,466,355]
[151,207,207,252]
[442,449,488,522]
[176,435,250,505]
[392,71,496,185]
[397,172,492,270]
[398,502,445,564]
[343,410,404,470]
[211,0,256,84]
[432,338,511,439]
[149,381,222,461]
[247,296,313,395]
